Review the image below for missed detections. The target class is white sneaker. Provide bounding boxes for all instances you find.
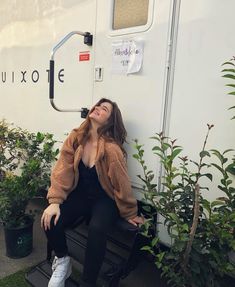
[48,256,72,287]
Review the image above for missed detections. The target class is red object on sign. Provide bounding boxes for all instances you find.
[79,51,90,61]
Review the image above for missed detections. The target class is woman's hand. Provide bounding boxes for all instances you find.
[41,203,60,231]
[128,216,144,226]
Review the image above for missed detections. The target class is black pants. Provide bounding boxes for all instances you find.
[45,189,119,285]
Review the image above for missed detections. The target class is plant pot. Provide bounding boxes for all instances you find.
[4,217,34,258]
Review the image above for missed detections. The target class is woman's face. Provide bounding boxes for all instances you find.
[89,102,113,126]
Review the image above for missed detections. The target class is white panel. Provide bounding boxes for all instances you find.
[0,0,96,141]
[168,0,235,201]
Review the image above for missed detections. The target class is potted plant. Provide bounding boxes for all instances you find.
[0,119,58,258]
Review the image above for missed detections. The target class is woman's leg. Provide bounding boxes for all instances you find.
[45,191,90,257]
[46,191,92,287]
[82,196,119,285]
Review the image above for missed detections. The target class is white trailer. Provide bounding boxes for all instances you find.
[0,0,234,245]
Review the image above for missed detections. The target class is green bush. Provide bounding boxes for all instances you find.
[133,125,235,287]
[0,119,59,228]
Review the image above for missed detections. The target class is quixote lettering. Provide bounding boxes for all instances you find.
[1,69,64,84]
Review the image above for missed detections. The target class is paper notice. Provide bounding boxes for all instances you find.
[111,40,144,75]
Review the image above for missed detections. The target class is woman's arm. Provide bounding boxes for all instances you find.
[108,157,144,225]
[107,147,138,220]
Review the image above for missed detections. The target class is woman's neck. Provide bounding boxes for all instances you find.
[89,122,99,143]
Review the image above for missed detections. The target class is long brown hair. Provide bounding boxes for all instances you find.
[76,98,127,155]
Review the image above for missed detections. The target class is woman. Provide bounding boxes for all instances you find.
[41,98,143,287]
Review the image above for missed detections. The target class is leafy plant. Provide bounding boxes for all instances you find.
[0,119,59,227]
[222,56,235,119]
[133,124,235,287]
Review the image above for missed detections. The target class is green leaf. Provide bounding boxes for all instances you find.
[172,145,182,150]
[151,237,159,247]
[199,151,210,158]
[36,132,44,142]
[211,163,225,174]
[222,61,235,66]
[211,150,224,164]
[152,146,162,152]
[221,68,235,73]
[229,187,235,194]
[133,154,139,160]
[153,152,164,160]
[168,212,179,223]
[226,163,235,175]
[222,74,235,80]
[182,223,189,232]
[228,213,235,221]
[137,175,146,183]
[223,149,234,154]
[150,135,160,140]
[142,205,151,212]
[146,170,154,175]
[141,245,152,253]
[211,200,225,208]
[190,160,199,167]
[148,173,155,182]
[228,91,235,96]
[226,84,235,88]
[156,251,165,262]
[155,261,162,269]
[134,142,144,150]
[162,143,171,151]
[200,173,213,181]
[172,148,183,160]
[201,199,211,214]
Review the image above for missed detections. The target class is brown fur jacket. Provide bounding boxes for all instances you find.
[47,128,137,220]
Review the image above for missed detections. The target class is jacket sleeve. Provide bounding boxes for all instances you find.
[47,130,77,204]
[108,153,138,220]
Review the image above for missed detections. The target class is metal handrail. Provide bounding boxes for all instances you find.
[49,31,92,115]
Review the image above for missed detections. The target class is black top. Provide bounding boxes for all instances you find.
[75,160,107,200]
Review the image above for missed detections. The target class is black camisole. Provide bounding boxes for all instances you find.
[75,160,107,200]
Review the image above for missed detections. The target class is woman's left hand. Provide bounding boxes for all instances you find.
[128,216,144,226]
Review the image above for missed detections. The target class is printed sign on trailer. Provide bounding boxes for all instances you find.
[79,51,90,62]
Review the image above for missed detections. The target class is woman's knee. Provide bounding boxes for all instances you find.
[45,215,64,235]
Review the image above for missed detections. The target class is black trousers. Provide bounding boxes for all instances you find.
[45,189,119,285]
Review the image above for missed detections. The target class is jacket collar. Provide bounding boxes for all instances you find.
[95,137,105,162]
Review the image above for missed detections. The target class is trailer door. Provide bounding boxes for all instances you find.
[94,0,172,188]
